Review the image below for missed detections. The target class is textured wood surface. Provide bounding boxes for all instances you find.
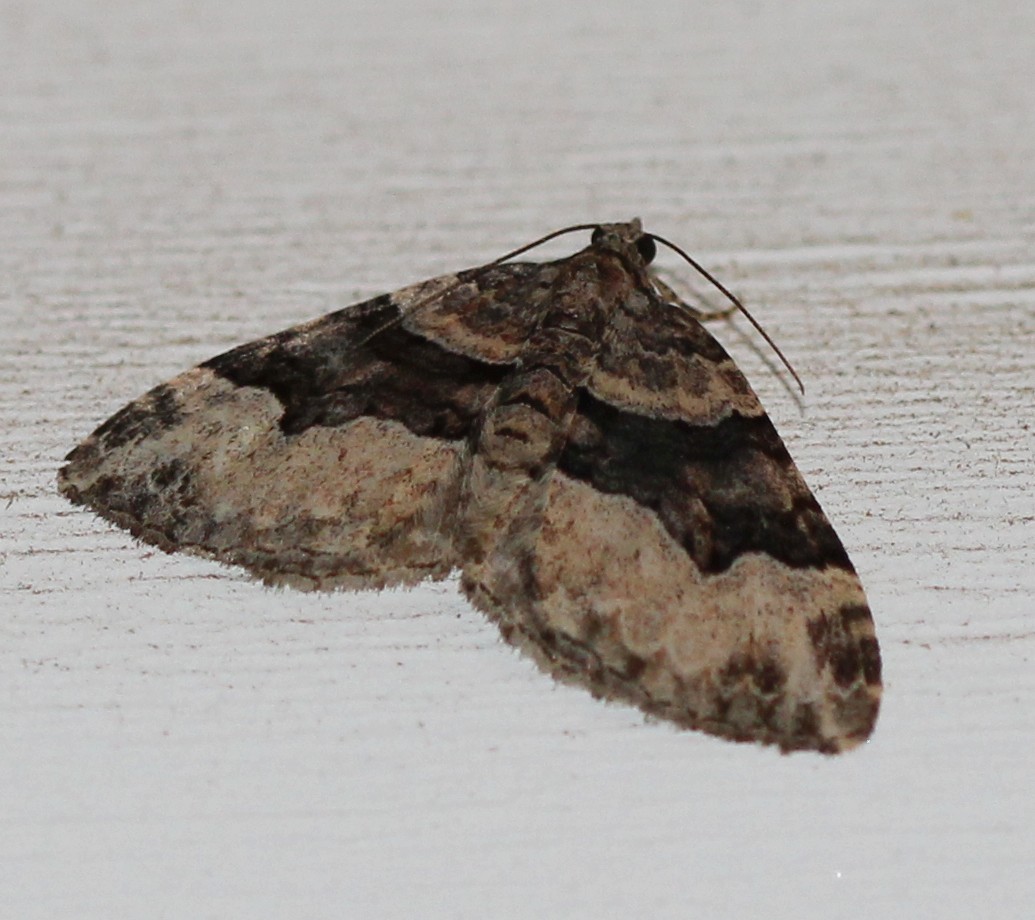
[3,1,1033,917]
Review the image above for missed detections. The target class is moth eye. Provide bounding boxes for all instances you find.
[591,227,605,246]
[636,234,657,264]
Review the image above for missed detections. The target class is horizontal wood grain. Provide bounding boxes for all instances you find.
[2,1,1033,917]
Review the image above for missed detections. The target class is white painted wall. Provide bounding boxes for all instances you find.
[3,1,1033,916]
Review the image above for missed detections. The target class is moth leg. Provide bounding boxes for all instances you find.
[651,272,737,322]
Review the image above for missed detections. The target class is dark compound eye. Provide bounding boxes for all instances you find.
[591,226,605,246]
[636,234,657,264]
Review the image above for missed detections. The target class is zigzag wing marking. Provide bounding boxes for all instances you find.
[58,261,556,589]
[478,286,882,752]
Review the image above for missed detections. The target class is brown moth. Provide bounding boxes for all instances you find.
[59,220,881,753]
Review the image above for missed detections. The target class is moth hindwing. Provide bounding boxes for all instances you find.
[59,219,881,753]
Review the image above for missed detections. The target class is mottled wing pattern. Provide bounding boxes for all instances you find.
[467,284,881,753]
[60,220,881,753]
[59,262,555,589]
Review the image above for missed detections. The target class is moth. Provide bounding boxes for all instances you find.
[59,219,881,753]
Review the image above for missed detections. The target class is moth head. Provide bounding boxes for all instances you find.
[590,219,656,265]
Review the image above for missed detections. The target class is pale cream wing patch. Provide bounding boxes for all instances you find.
[518,472,877,752]
[60,368,467,589]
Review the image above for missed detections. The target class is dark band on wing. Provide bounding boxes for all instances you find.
[559,389,854,575]
[205,295,511,439]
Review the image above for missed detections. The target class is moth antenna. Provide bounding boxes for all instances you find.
[490,223,600,264]
[348,225,602,352]
[649,233,805,395]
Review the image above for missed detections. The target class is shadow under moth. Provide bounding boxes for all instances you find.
[59,219,881,753]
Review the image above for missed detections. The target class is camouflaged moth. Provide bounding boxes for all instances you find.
[60,220,881,753]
